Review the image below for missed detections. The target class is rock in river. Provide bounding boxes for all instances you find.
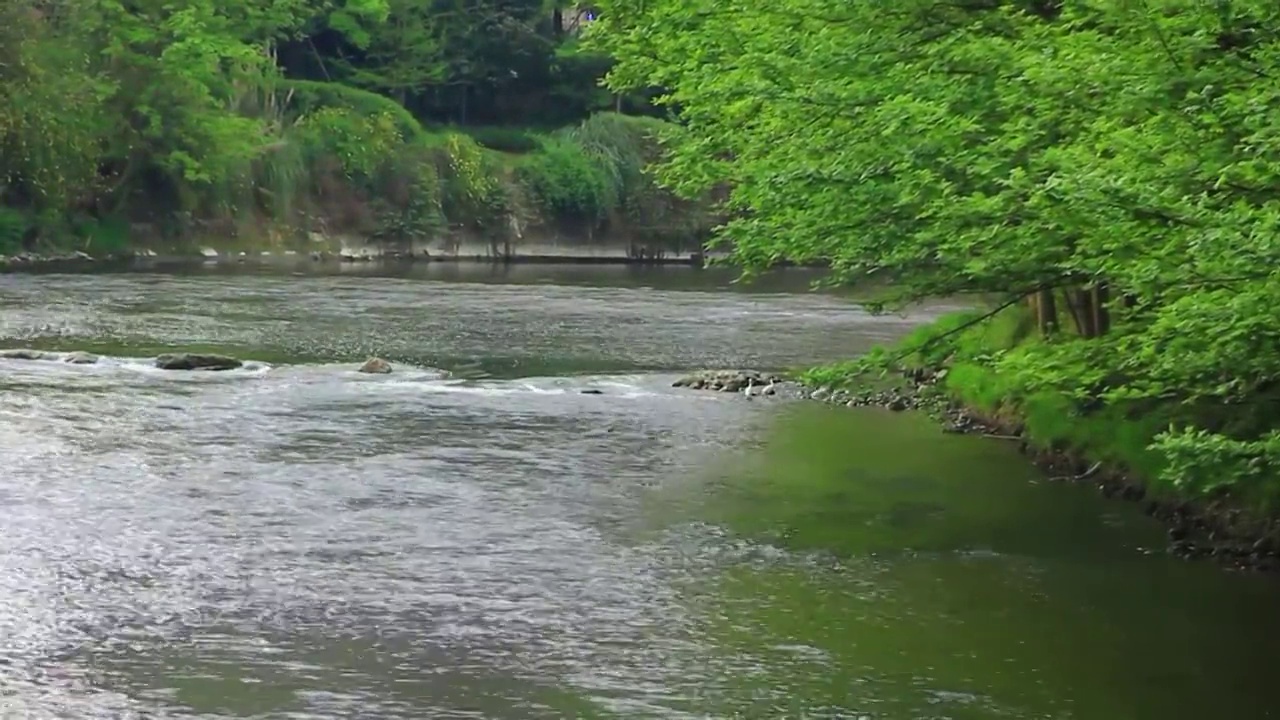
[673,369,784,393]
[63,351,99,365]
[358,357,392,374]
[155,353,243,371]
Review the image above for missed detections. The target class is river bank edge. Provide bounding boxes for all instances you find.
[669,357,1280,575]
[0,248,718,271]
[789,371,1280,575]
[0,225,739,269]
[0,244,791,271]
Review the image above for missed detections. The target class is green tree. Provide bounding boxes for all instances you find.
[338,0,445,104]
[592,0,1280,501]
[0,1,114,221]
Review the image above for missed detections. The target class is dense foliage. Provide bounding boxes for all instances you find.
[0,0,705,252]
[592,1,1280,504]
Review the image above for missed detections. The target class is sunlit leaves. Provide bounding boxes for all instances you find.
[326,0,391,48]
[593,0,1280,497]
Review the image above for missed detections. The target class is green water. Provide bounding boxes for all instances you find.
[669,404,1280,718]
[0,262,1275,718]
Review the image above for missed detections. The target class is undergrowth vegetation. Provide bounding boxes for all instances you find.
[0,1,708,253]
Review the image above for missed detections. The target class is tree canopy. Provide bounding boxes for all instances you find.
[591,0,1280,501]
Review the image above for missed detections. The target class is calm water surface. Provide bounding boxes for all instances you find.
[0,262,1276,719]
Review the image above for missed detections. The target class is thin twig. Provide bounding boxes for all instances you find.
[878,284,1049,367]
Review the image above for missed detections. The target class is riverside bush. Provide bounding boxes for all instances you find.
[0,209,28,254]
[464,126,542,154]
[296,108,403,182]
[439,133,510,231]
[516,137,614,221]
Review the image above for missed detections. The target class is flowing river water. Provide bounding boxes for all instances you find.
[0,262,1277,719]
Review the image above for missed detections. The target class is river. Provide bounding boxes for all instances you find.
[0,261,1277,719]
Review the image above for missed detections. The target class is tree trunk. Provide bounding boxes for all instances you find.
[1093,282,1111,336]
[1075,288,1097,338]
[1036,288,1058,335]
[1060,288,1084,336]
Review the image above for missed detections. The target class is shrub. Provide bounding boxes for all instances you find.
[71,215,131,254]
[515,137,613,220]
[367,144,446,240]
[0,207,28,254]
[464,126,542,154]
[296,107,403,182]
[438,133,510,230]
[282,79,427,142]
[562,112,711,241]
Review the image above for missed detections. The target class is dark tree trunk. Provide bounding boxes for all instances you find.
[1093,282,1111,336]
[1036,287,1058,335]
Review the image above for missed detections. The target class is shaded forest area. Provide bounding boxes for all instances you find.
[0,1,710,253]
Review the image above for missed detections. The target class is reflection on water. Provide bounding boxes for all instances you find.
[0,264,1275,719]
[685,404,1280,719]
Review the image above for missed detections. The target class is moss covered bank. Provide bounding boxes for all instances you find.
[797,309,1280,574]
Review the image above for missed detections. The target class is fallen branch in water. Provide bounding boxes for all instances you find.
[982,433,1022,441]
[1049,461,1103,483]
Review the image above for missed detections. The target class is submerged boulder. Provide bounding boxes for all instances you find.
[0,348,53,360]
[358,357,392,374]
[0,348,99,364]
[155,353,243,371]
